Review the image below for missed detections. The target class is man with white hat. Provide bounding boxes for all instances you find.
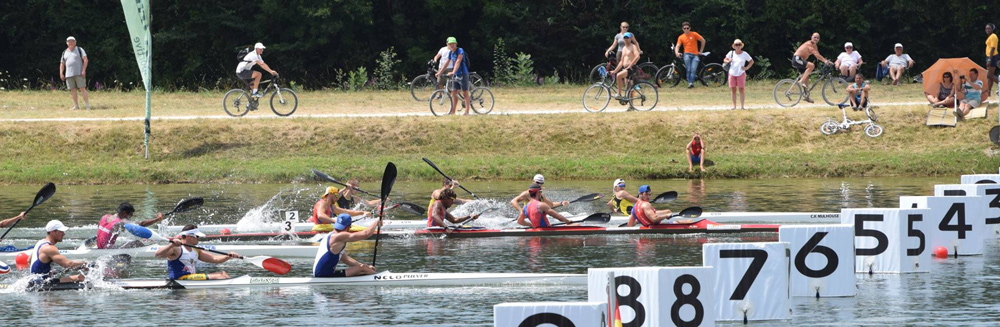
[881,43,914,85]
[59,36,90,110]
[606,179,638,214]
[313,213,379,277]
[835,42,863,78]
[154,224,239,280]
[29,220,89,284]
[235,42,278,98]
[509,174,569,212]
[309,186,370,232]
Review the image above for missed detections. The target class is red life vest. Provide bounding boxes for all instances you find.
[96,214,121,249]
[427,202,447,227]
[524,199,549,228]
[630,200,655,227]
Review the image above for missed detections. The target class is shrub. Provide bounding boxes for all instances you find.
[373,47,402,90]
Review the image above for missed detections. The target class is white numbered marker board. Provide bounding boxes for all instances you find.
[960,174,1000,185]
[494,302,606,327]
[703,242,791,322]
[935,184,1000,237]
[778,224,855,298]
[899,196,985,255]
[588,267,716,327]
[281,210,299,233]
[841,208,929,274]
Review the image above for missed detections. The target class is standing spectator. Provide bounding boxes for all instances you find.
[956,68,983,119]
[985,23,998,96]
[432,40,452,90]
[881,43,915,85]
[724,39,754,110]
[435,37,472,115]
[686,134,706,172]
[835,42,863,78]
[924,72,956,108]
[59,36,90,110]
[674,22,705,88]
[604,21,643,63]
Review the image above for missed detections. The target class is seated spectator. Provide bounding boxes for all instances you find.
[955,68,983,118]
[686,134,706,173]
[845,73,870,110]
[881,43,914,85]
[924,72,956,108]
[835,42,863,77]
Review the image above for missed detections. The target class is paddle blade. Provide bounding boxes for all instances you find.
[570,193,604,204]
[124,223,152,239]
[380,163,398,204]
[311,169,340,183]
[25,182,56,214]
[170,197,204,215]
[990,126,999,145]
[580,212,612,223]
[652,191,678,204]
[675,206,703,218]
[397,202,427,215]
[250,256,292,275]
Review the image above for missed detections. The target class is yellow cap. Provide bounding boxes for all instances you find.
[323,186,339,197]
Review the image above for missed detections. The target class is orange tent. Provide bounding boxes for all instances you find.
[921,58,990,101]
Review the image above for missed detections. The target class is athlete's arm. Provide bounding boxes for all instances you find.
[541,194,568,209]
[509,192,528,211]
[653,206,674,222]
[333,205,367,218]
[45,246,88,269]
[542,204,574,225]
[198,249,236,264]
[617,190,639,204]
[0,212,25,228]
[515,209,531,227]
[339,220,381,242]
[137,213,164,227]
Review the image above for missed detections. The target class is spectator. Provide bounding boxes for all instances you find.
[674,22,705,88]
[845,73,870,110]
[435,37,472,115]
[432,40,452,90]
[59,36,90,110]
[985,23,998,96]
[686,134,706,172]
[924,72,956,108]
[792,33,832,103]
[881,43,915,85]
[955,68,983,119]
[604,21,643,63]
[235,42,277,98]
[724,39,754,110]
[835,42,863,78]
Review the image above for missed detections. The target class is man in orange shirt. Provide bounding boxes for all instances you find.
[674,22,705,89]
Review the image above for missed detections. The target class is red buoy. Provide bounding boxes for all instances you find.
[15,253,29,270]
[933,246,948,258]
[220,228,232,235]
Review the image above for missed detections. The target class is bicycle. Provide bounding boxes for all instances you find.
[653,44,727,88]
[588,51,658,86]
[429,75,494,116]
[223,74,298,117]
[582,66,658,112]
[820,101,883,138]
[773,61,849,107]
[410,61,484,101]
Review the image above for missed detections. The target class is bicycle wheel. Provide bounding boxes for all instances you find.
[865,106,879,122]
[223,89,251,117]
[429,90,453,116]
[773,79,803,107]
[589,63,609,85]
[864,124,884,138]
[635,63,658,83]
[700,63,727,87]
[470,73,486,88]
[270,88,298,116]
[822,77,850,106]
[655,65,682,88]
[410,74,434,101]
[820,120,839,135]
[582,84,611,113]
[628,81,658,111]
[470,87,494,115]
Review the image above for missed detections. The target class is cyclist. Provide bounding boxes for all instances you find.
[792,33,833,103]
[431,40,453,90]
[674,22,705,88]
[609,32,640,101]
[236,42,278,97]
[604,21,642,63]
[435,37,472,115]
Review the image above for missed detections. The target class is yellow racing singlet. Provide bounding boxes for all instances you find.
[614,195,634,215]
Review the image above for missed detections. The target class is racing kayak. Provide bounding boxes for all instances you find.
[0,244,319,260]
[200,219,781,242]
[0,272,586,291]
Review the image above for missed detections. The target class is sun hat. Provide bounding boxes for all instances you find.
[528,183,542,195]
[894,43,903,48]
[638,185,651,194]
[45,220,69,232]
[844,42,853,48]
[334,213,352,231]
[323,186,339,197]
[254,42,266,49]
[447,37,457,44]
[613,179,626,188]
[66,36,76,41]
[533,174,545,184]
[623,32,633,39]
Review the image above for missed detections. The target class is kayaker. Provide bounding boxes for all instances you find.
[96,202,164,249]
[516,184,576,228]
[628,185,692,227]
[0,211,26,228]
[313,213,379,277]
[428,178,471,216]
[155,225,239,280]
[509,174,569,212]
[310,186,369,232]
[30,220,89,284]
[427,189,479,228]
[338,178,386,209]
[606,179,637,214]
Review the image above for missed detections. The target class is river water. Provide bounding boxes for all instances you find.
[4,177,999,326]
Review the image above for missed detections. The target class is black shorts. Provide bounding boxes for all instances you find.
[331,269,346,277]
[791,56,807,73]
[237,69,253,81]
[988,55,999,69]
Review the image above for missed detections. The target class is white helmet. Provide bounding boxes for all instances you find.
[533,174,545,184]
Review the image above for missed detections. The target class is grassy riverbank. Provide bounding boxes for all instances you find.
[0,95,996,184]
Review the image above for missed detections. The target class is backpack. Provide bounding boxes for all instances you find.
[236,46,251,62]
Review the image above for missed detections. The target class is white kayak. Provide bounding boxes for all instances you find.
[2,271,586,291]
[0,244,319,260]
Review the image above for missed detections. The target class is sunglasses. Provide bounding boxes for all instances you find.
[621,26,629,29]
[683,27,690,30]
[734,43,743,46]
[617,183,626,188]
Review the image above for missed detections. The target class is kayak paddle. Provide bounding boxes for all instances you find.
[165,197,204,216]
[652,191,678,204]
[0,182,56,242]
[617,206,704,227]
[397,202,427,216]
[372,162,397,267]
[124,223,291,275]
[311,169,379,197]
[422,157,478,199]
[550,212,612,226]
[568,193,604,204]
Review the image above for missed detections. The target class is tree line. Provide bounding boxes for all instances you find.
[0,0,993,90]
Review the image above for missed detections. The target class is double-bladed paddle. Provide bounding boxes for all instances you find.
[311,169,379,198]
[422,158,479,199]
[0,182,56,242]
[372,162,397,267]
[123,224,292,275]
[652,191,678,204]
[549,212,612,226]
[165,197,204,216]
[617,206,703,227]
[396,202,427,216]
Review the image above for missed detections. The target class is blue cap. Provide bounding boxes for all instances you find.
[638,185,651,194]
[623,32,633,39]
[334,213,352,231]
